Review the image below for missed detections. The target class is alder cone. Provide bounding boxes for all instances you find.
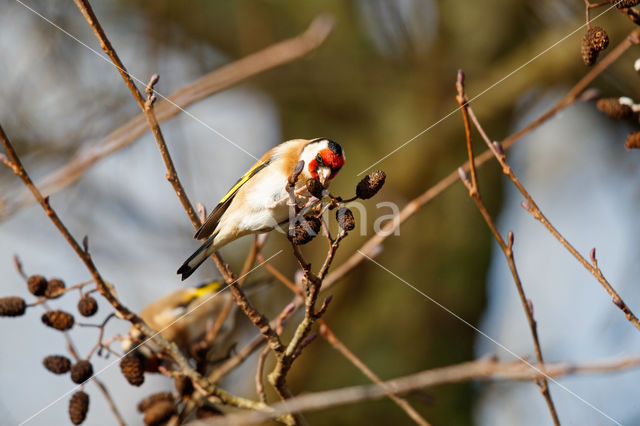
[616,0,640,8]
[77,295,98,317]
[336,207,356,231]
[70,360,93,384]
[596,98,632,120]
[120,353,145,386]
[68,391,89,425]
[45,278,66,299]
[43,355,72,374]
[356,170,386,199]
[0,297,26,317]
[290,217,321,245]
[626,131,640,149]
[41,310,74,330]
[27,274,47,296]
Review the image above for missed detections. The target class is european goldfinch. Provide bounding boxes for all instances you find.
[178,138,345,280]
[122,281,237,371]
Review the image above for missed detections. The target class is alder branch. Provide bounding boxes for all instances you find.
[0,123,266,411]
[0,14,334,220]
[267,168,342,404]
[72,0,286,369]
[464,99,640,334]
[208,354,640,425]
[456,70,560,426]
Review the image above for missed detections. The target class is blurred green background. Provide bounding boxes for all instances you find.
[130,1,640,424]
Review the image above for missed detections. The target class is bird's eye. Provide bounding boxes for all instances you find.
[315,153,324,166]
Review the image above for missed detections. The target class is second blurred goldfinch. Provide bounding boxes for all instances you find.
[178,138,345,280]
[122,281,236,371]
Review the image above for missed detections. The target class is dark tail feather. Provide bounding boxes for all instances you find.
[177,235,216,281]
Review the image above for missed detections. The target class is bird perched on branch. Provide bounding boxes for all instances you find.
[178,138,345,280]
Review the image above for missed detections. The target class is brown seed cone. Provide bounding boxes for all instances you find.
[616,0,640,8]
[336,207,356,231]
[621,7,640,25]
[120,353,145,387]
[41,310,74,330]
[596,98,633,120]
[77,295,98,317]
[196,404,223,419]
[70,360,93,384]
[45,278,66,299]
[69,391,89,425]
[586,26,609,51]
[143,401,176,426]
[0,297,26,317]
[137,392,174,412]
[174,375,194,397]
[43,355,72,374]
[27,274,48,296]
[626,131,640,149]
[356,170,386,199]
[290,216,321,245]
[306,178,325,199]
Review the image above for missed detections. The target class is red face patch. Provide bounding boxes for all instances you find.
[309,148,344,180]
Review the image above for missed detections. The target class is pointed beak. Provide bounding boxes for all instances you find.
[318,167,331,186]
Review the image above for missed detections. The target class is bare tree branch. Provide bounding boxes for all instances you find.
[206,355,640,425]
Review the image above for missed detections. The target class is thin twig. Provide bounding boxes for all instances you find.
[93,378,126,426]
[319,324,430,426]
[465,104,640,334]
[205,236,262,347]
[456,70,560,426]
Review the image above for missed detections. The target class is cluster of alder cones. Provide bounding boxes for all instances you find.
[290,171,385,245]
[0,273,103,424]
[581,0,640,65]
[596,97,640,148]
